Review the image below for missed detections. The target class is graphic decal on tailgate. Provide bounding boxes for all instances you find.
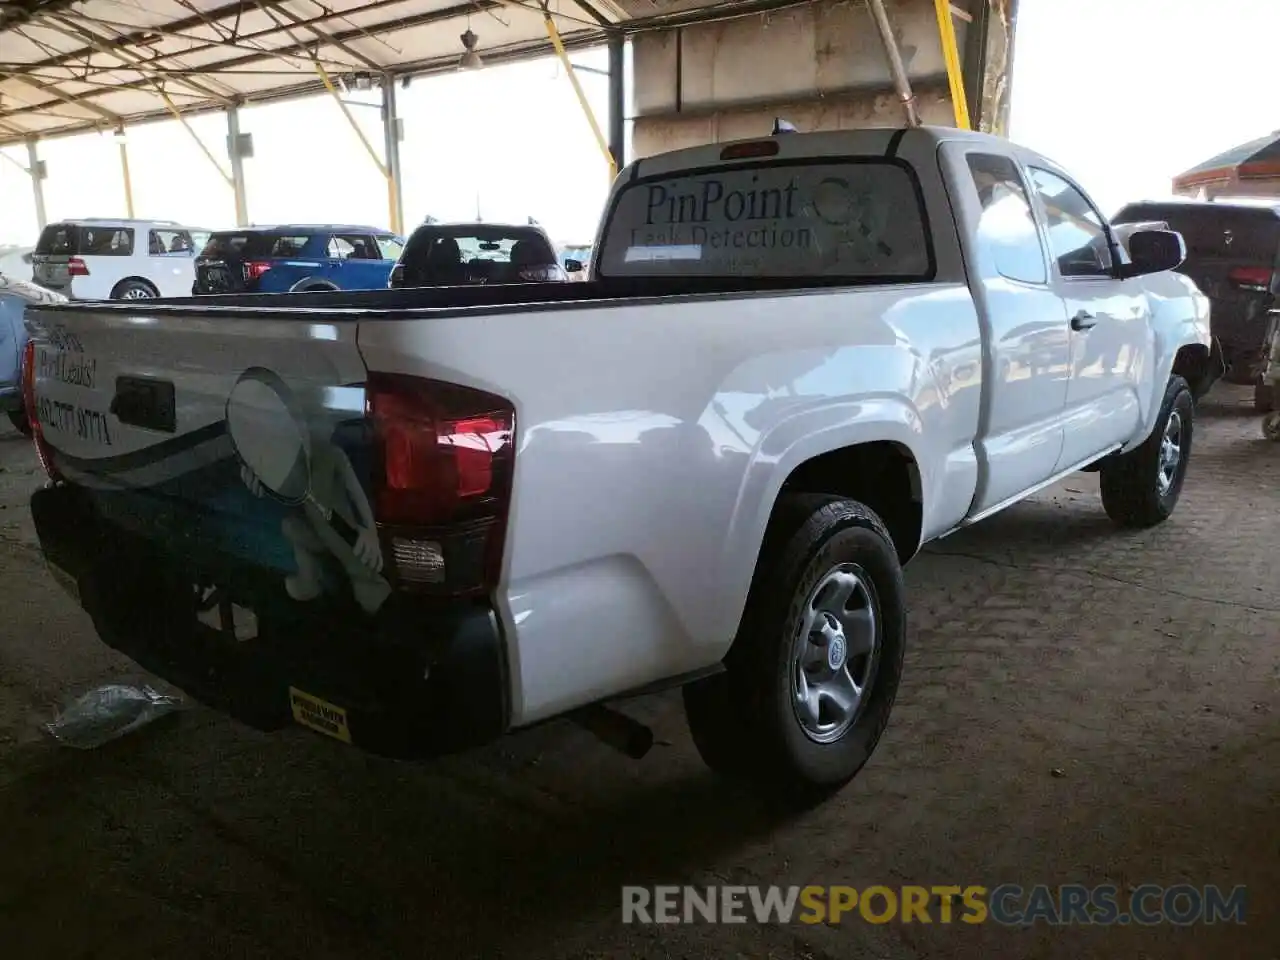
[227,367,391,614]
[41,347,391,617]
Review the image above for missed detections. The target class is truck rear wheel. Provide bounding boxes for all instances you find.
[682,494,906,803]
[1099,375,1193,529]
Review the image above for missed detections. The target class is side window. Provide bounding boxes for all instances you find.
[327,236,356,260]
[965,153,1047,285]
[150,229,192,255]
[1028,167,1114,278]
[270,235,309,257]
[332,235,380,260]
[81,228,134,256]
[376,236,404,261]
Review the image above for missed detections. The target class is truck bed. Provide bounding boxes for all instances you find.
[29,273,930,321]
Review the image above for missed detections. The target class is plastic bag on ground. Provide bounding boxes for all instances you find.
[44,684,183,749]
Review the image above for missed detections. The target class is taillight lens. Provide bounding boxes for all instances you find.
[67,257,89,277]
[1228,265,1272,288]
[517,264,567,283]
[243,261,272,282]
[368,374,515,595]
[21,340,62,481]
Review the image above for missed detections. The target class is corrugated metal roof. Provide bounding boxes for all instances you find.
[1173,130,1280,188]
[0,0,812,145]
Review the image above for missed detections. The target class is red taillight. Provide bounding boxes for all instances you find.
[1228,265,1272,288]
[368,374,515,595]
[21,340,62,481]
[67,257,89,277]
[243,261,272,282]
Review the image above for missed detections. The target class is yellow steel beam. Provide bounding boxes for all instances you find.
[314,60,401,234]
[543,12,617,182]
[934,0,971,130]
[118,137,135,218]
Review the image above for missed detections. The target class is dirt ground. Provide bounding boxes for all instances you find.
[0,386,1276,960]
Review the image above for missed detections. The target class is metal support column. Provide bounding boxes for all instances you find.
[543,10,617,180]
[227,105,249,227]
[26,140,47,231]
[381,74,405,236]
[117,132,135,218]
[866,0,920,127]
[314,60,400,233]
[607,34,625,175]
[962,0,991,131]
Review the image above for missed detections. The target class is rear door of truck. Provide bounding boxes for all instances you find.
[26,303,374,594]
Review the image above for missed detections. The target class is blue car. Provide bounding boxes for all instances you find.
[0,273,66,435]
[193,225,404,295]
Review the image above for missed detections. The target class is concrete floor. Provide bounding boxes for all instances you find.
[0,387,1276,959]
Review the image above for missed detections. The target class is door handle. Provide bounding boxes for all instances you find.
[1071,311,1098,331]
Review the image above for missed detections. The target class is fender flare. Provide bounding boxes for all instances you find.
[1122,315,1210,454]
[288,277,340,293]
[712,396,929,648]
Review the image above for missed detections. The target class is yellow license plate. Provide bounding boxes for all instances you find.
[45,560,80,605]
[288,687,352,744]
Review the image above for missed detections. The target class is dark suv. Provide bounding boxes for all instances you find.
[1113,200,1280,410]
[388,222,578,289]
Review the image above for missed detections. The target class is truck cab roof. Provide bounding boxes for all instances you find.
[628,125,1064,175]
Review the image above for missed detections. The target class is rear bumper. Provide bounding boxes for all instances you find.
[31,483,511,759]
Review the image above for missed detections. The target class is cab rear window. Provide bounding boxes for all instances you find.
[596,158,934,281]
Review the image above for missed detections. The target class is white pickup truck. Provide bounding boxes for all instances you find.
[22,127,1217,800]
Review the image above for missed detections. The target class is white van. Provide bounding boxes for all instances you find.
[31,219,211,300]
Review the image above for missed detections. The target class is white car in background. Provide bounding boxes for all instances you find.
[0,245,34,281]
[31,219,211,300]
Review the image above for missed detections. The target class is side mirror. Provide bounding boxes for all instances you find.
[564,258,584,274]
[1120,228,1185,278]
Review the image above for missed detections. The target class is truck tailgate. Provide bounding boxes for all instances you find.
[27,305,372,580]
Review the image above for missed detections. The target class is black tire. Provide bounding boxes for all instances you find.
[111,279,158,300]
[1099,375,1194,529]
[683,494,906,803]
[7,410,30,436]
[1254,381,1275,414]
